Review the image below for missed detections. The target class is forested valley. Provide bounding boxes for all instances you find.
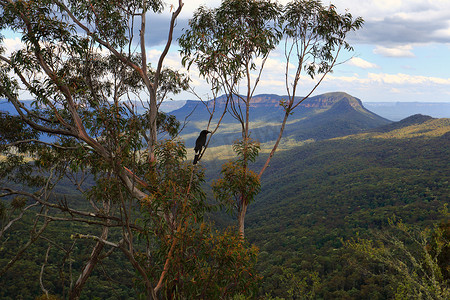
[2,116,449,299]
[1,0,448,299]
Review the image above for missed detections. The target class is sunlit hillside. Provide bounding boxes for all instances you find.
[334,116,450,140]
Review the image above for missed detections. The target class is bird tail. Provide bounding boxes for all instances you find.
[193,154,200,165]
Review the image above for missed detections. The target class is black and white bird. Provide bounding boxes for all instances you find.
[193,130,211,164]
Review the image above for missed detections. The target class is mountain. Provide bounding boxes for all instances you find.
[282,95,391,141]
[369,113,433,133]
[171,92,391,146]
[171,92,385,122]
[364,101,450,121]
[335,116,450,141]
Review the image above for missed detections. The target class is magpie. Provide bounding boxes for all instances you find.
[193,130,211,164]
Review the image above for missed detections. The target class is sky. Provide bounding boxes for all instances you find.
[2,0,450,103]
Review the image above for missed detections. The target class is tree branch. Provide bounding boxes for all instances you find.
[39,245,51,298]
[0,215,51,277]
[0,201,40,240]
[3,139,80,150]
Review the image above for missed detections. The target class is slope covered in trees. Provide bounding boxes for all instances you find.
[2,0,447,297]
[243,119,450,298]
[1,116,449,298]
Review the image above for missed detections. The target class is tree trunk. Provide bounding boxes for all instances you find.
[148,89,158,163]
[70,226,108,299]
[238,203,248,238]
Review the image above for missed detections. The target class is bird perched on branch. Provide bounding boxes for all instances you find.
[193,130,211,164]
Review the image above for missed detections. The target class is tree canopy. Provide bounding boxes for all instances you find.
[180,0,363,236]
[1,0,364,298]
[0,0,260,298]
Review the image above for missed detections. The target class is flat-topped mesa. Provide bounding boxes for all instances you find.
[178,92,364,110]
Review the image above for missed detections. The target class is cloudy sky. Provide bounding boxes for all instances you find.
[2,0,450,103]
[151,0,450,103]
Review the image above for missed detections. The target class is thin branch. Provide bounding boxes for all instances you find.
[154,0,184,90]
[154,166,195,294]
[40,245,52,298]
[3,139,80,150]
[55,0,145,78]
[194,91,230,164]
[71,225,109,300]
[0,201,40,240]
[1,188,144,231]
[0,87,77,137]
[0,216,51,277]
[258,45,344,178]
[72,233,119,249]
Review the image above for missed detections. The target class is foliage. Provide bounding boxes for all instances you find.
[0,135,261,299]
[179,0,281,92]
[0,0,260,298]
[158,223,260,299]
[239,133,449,298]
[180,0,363,237]
[282,0,363,79]
[212,139,261,215]
[274,268,321,299]
[345,214,450,300]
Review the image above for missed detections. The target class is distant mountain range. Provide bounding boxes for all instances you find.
[161,98,450,122]
[2,93,449,148]
[364,102,450,121]
[3,94,449,122]
[368,114,434,133]
[170,92,391,146]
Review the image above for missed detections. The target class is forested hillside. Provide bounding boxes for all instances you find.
[1,116,449,298]
[243,119,450,298]
[1,0,447,297]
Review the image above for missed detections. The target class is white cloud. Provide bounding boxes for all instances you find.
[146,49,185,70]
[373,45,415,57]
[328,72,450,86]
[367,73,450,85]
[432,22,450,40]
[322,72,450,88]
[147,49,163,60]
[347,57,379,69]
[2,37,24,55]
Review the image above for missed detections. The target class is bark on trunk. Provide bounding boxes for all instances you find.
[69,227,108,299]
[238,203,248,238]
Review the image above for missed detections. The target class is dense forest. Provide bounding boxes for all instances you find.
[246,131,449,298]
[1,119,449,299]
[1,0,448,298]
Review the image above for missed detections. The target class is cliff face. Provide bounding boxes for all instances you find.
[178,92,365,111]
[170,92,392,145]
[212,92,365,109]
[299,92,364,109]
[172,92,386,119]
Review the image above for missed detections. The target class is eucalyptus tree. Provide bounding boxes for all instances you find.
[0,0,183,203]
[180,0,282,237]
[0,0,258,298]
[180,0,363,237]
